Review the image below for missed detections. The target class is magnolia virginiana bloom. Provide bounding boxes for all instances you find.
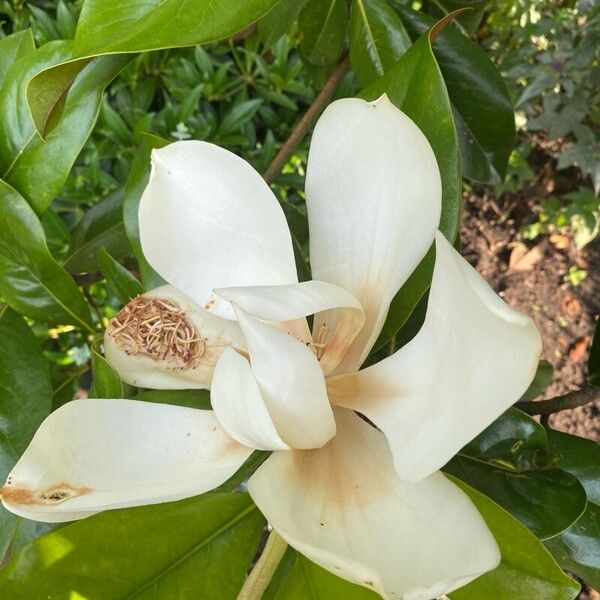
[1,96,541,599]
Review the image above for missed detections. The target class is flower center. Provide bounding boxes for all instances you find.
[311,322,329,360]
[107,296,205,369]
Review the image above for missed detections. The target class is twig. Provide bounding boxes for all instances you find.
[516,385,600,416]
[262,55,350,184]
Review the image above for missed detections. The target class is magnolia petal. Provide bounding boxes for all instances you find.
[330,232,542,482]
[216,281,364,375]
[305,95,441,373]
[104,285,245,389]
[1,399,252,522]
[233,306,336,449]
[248,408,500,600]
[211,348,290,451]
[138,141,297,318]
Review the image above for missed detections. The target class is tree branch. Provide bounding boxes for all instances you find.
[516,385,600,416]
[262,55,350,184]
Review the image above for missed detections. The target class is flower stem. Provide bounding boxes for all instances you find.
[262,55,349,184]
[516,384,600,415]
[238,530,288,600]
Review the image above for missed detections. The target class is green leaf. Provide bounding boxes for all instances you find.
[73,0,280,56]
[360,26,460,349]
[0,307,53,557]
[520,360,554,402]
[349,0,411,87]
[90,341,124,399]
[0,180,94,331]
[258,0,308,49]
[64,191,132,274]
[265,548,379,599]
[0,30,35,86]
[123,133,169,290]
[425,0,489,34]
[445,455,587,539]
[97,248,144,305]
[449,477,580,599]
[133,388,211,409]
[589,318,600,386]
[392,4,515,183]
[0,41,129,213]
[299,0,349,66]
[0,493,264,599]
[218,98,263,137]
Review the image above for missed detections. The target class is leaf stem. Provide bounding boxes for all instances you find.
[516,385,600,416]
[262,55,349,184]
[238,530,288,600]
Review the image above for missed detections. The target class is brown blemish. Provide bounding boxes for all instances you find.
[0,483,92,506]
[107,296,205,369]
[203,298,216,311]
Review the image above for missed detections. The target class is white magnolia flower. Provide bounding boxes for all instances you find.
[1,96,541,599]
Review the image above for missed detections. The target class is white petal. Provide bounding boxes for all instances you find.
[216,280,364,375]
[104,285,245,389]
[306,95,441,373]
[211,348,290,451]
[330,232,542,482]
[139,141,298,318]
[234,306,336,449]
[1,399,251,522]
[248,408,500,600]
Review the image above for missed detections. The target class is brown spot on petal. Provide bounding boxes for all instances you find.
[0,483,92,506]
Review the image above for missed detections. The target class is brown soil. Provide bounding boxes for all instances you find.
[461,183,599,599]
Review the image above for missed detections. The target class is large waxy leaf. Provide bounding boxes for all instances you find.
[0,308,53,558]
[299,0,349,66]
[445,409,587,539]
[391,4,515,183]
[0,493,264,599]
[349,0,411,87]
[360,26,461,351]
[0,40,129,213]
[123,133,169,290]
[89,342,124,399]
[0,180,94,332]
[543,430,600,589]
[264,548,379,599]
[0,30,35,86]
[258,0,308,49]
[72,0,280,56]
[97,248,144,305]
[449,478,580,599]
[520,360,554,402]
[64,191,132,274]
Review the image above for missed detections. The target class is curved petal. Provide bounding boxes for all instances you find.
[139,141,298,318]
[211,348,290,451]
[216,281,364,375]
[305,95,441,373]
[233,305,336,449]
[104,285,245,389]
[248,408,500,600]
[329,232,542,482]
[1,399,252,522]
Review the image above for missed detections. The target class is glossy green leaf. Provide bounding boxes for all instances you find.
[265,548,380,599]
[0,180,94,331]
[90,342,124,399]
[445,455,587,539]
[589,318,600,386]
[299,0,349,66]
[97,248,144,305]
[425,0,489,34]
[520,360,554,402]
[64,191,132,274]
[391,4,515,183]
[360,27,461,350]
[133,388,211,409]
[0,307,53,558]
[123,133,169,290]
[0,30,35,86]
[349,0,411,87]
[0,40,129,213]
[73,0,280,56]
[0,493,264,599]
[258,0,308,49]
[449,477,580,599]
